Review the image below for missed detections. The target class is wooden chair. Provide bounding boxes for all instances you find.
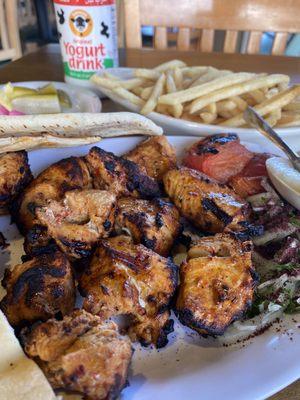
[124,0,300,55]
[0,0,22,62]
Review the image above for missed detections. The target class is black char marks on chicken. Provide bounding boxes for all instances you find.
[0,251,75,328]
[0,232,8,250]
[0,151,33,215]
[85,147,161,199]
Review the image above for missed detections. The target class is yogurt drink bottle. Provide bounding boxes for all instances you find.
[53,0,118,88]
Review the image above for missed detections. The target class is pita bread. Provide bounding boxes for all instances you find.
[0,135,100,153]
[0,112,163,138]
[0,310,57,400]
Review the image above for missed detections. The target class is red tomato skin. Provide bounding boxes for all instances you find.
[183,134,253,183]
[228,153,272,197]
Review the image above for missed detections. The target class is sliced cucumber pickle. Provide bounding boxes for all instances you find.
[12,94,61,114]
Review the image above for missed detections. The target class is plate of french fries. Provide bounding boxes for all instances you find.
[90,60,300,146]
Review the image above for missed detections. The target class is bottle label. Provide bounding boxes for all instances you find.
[54,0,118,81]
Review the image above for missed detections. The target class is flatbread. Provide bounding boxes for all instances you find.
[0,135,100,153]
[0,112,163,138]
[0,310,57,400]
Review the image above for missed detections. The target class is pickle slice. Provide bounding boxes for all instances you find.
[12,94,61,114]
[38,83,57,95]
[4,82,37,99]
[57,89,72,108]
[0,91,12,111]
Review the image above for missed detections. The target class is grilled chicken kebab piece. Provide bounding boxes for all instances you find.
[11,156,92,233]
[125,136,177,181]
[36,189,116,259]
[164,166,250,234]
[0,251,75,327]
[23,310,132,400]
[85,146,160,198]
[176,234,257,335]
[115,197,180,256]
[79,235,178,347]
[0,151,32,215]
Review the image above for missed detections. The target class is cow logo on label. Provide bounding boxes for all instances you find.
[69,9,93,37]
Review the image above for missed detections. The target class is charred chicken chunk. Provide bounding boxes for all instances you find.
[115,197,180,256]
[23,310,132,400]
[163,166,248,233]
[0,231,8,250]
[0,251,75,327]
[11,156,92,233]
[79,236,178,347]
[176,234,256,335]
[85,146,160,198]
[24,224,58,257]
[0,151,32,215]
[35,190,116,259]
[125,136,177,181]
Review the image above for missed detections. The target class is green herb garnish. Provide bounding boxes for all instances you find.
[289,216,300,227]
[274,263,299,272]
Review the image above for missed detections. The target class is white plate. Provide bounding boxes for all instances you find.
[0,136,299,400]
[92,68,300,151]
[0,81,102,113]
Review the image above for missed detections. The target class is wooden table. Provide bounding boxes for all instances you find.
[1,43,300,84]
[0,44,299,400]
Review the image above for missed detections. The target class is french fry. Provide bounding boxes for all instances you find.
[141,73,166,115]
[90,74,119,89]
[277,111,300,126]
[189,68,218,87]
[190,68,231,87]
[103,71,120,80]
[182,78,193,89]
[231,96,248,111]
[166,72,177,93]
[249,89,265,103]
[156,104,171,114]
[220,85,300,127]
[134,69,160,80]
[113,87,145,106]
[91,75,146,91]
[241,93,256,106]
[201,103,217,114]
[154,59,186,71]
[170,103,183,118]
[181,111,202,122]
[283,101,300,111]
[181,66,209,78]
[218,109,236,119]
[158,72,253,106]
[132,87,143,96]
[141,85,154,100]
[120,78,147,90]
[228,107,242,117]
[189,74,290,114]
[200,112,217,124]
[185,70,209,87]
[264,109,281,127]
[216,99,237,112]
[173,68,183,90]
